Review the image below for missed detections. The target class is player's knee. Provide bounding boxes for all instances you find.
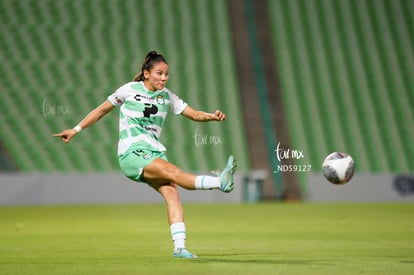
[163,164,183,183]
[161,183,178,196]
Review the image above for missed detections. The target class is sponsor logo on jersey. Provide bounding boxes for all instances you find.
[114,96,123,104]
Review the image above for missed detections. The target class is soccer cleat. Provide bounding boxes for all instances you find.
[220,155,237,193]
[173,248,198,259]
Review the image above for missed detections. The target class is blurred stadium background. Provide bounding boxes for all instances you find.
[0,0,413,204]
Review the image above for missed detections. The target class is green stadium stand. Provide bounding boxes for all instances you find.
[268,0,414,173]
[0,0,250,173]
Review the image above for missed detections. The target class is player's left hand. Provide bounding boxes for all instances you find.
[212,110,226,121]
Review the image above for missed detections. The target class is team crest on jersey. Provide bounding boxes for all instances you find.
[156,95,165,105]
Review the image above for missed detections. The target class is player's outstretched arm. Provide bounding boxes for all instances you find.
[53,100,115,143]
[182,106,226,122]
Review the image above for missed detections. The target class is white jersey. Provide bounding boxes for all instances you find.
[107,81,187,155]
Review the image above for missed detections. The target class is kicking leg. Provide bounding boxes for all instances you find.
[141,156,236,192]
[142,158,196,190]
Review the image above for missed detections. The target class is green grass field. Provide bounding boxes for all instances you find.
[0,203,413,275]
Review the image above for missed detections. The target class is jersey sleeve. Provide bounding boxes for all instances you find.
[168,90,188,115]
[107,83,129,106]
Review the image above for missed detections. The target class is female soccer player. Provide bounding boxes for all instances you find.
[53,51,236,259]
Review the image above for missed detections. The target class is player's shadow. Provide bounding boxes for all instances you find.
[195,253,331,266]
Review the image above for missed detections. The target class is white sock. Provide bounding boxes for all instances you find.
[194,175,221,190]
[170,222,186,251]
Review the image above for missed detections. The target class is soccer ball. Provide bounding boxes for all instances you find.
[322,152,355,184]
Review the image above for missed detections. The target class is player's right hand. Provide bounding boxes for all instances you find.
[53,129,77,143]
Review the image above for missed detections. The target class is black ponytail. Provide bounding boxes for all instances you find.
[133,51,168,81]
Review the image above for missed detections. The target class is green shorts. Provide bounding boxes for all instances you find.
[118,148,168,183]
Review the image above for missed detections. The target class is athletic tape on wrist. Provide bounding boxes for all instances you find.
[74,125,82,133]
